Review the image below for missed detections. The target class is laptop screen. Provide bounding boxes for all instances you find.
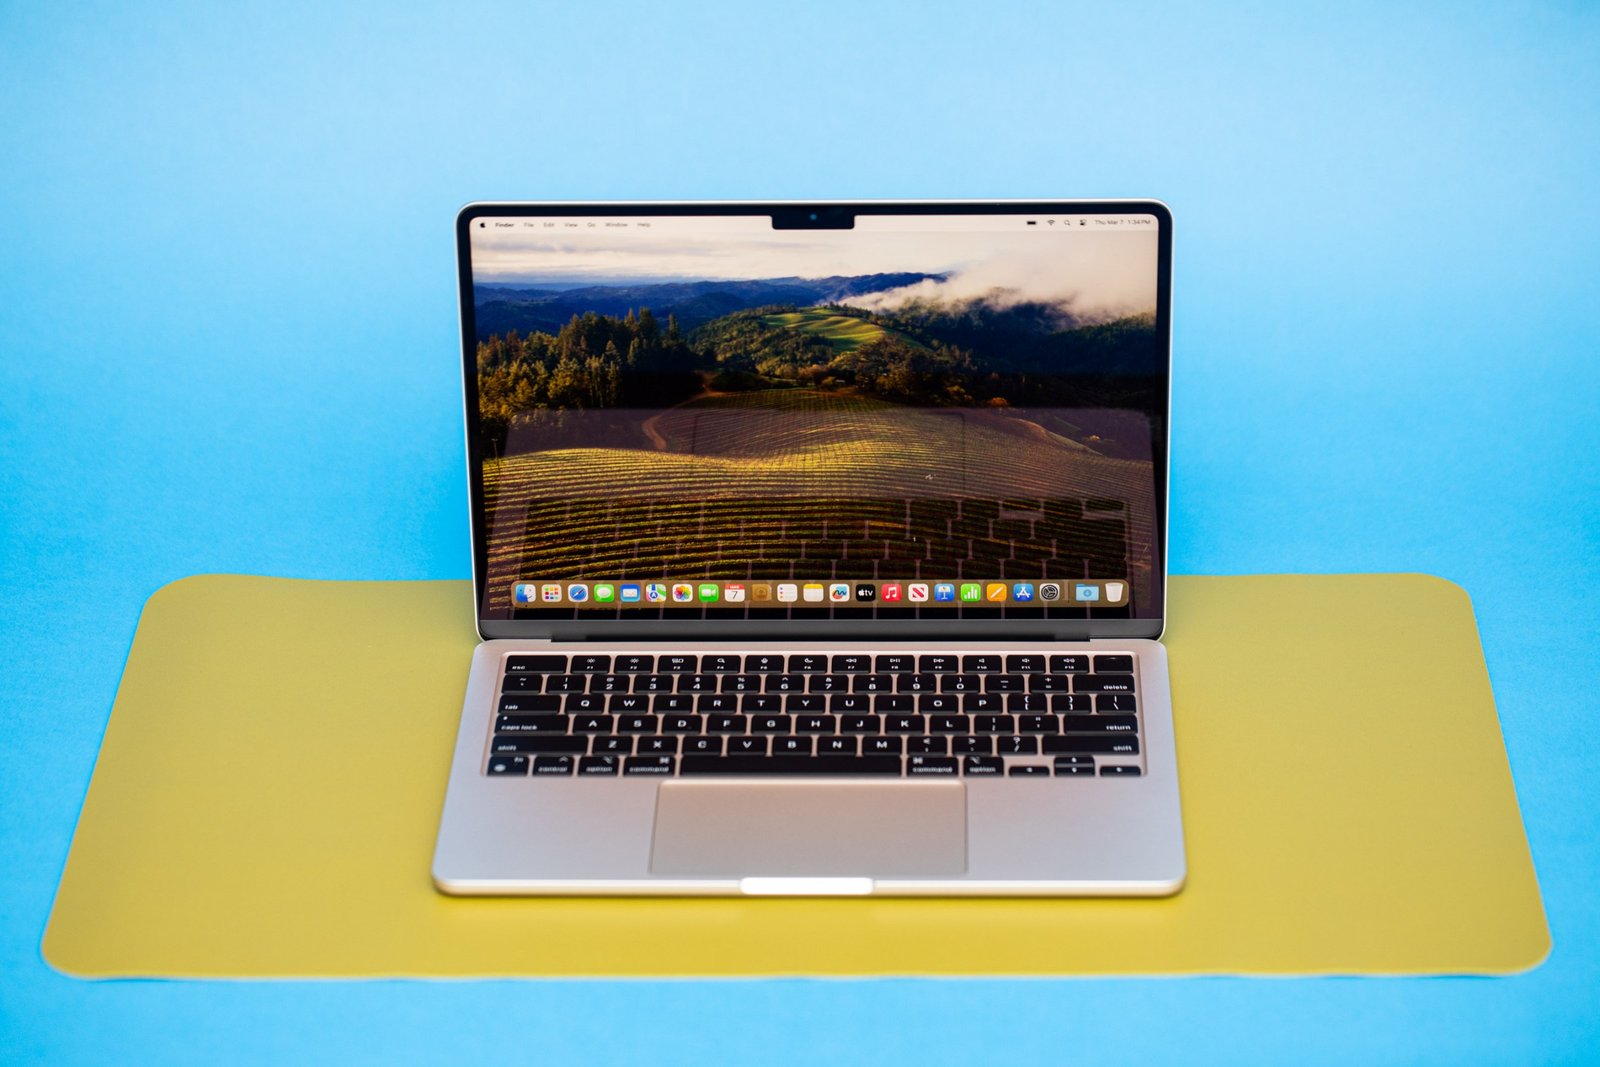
[461,204,1168,629]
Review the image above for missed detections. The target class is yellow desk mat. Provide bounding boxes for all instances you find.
[44,573,1549,978]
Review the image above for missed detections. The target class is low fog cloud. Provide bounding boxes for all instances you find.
[841,233,1158,324]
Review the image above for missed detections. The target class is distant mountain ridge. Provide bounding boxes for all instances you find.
[472,273,945,338]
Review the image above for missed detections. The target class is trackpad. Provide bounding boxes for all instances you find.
[649,781,967,877]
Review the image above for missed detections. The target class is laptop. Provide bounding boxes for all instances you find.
[433,200,1184,895]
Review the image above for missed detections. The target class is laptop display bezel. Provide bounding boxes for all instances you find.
[456,199,1172,641]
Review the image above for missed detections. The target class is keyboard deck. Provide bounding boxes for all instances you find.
[483,651,1144,779]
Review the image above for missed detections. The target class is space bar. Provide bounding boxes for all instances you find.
[680,755,903,775]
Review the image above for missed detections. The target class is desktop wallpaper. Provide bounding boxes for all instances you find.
[468,219,1165,618]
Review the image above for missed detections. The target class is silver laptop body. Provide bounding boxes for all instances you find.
[434,200,1184,895]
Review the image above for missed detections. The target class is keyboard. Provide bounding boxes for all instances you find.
[483,651,1144,779]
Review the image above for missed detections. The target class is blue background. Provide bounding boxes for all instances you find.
[3,2,1597,1062]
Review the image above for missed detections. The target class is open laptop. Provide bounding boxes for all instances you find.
[433,200,1184,895]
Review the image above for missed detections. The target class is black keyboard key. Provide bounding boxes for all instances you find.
[962,693,1004,713]
[683,736,723,756]
[939,674,980,693]
[983,674,1024,693]
[974,715,1015,733]
[1028,675,1071,693]
[874,694,913,712]
[831,654,872,673]
[564,693,606,714]
[486,755,529,775]
[570,715,614,733]
[506,655,566,673]
[706,714,745,733]
[841,715,878,733]
[886,715,925,733]
[698,694,739,713]
[1049,655,1089,673]
[875,654,915,672]
[746,653,786,673]
[751,714,792,733]
[639,736,679,754]
[853,673,893,693]
[497,695,561,714]
[614,655,654,673]
[863,736,903,755]
[721,673,760,693]
[496,714,568,734]
[727,736,768,755]
[544,674,585,693]
[742,695,783,714]
[796,715,836,733]
[898,673,936,693]
[703,654,742,673]
[954,736,993,755]
[617,715,659,733]
[591,674,628,693]
[962,655,1002,672]
[624,755,674,775]
[908,755,958,776]
[680,755,902,775]
[592,736,633,754]
[680,674,718,693]
[1098,693,1139,712]
[653,694,696,713]
[786,694,827,714]
[636,674,674,693]
[654,654,694,673]
[1055,754,1095,767]
[491,735,586,755]
[1065,715,1139,734]
[773,737,813,755]
[1043,736,1141,755]
[533,755,574,776]
[813,673,849,693]
[908,736,949,755]
[1052,694,1092,713]
[502,674,544,693]
[831,694,872,714]
[661,715,703,733]
[571,654,612,673]
[1009,764,1050,777]
[919,654,959,672]
[1007,693,1050,714]
[789,654,829,673]
[1019,715,1058,733]
[1100,765,1143,777]
[918,694,960,713]
[818,736,858,756]
[963,756,1004,776]
[579,755,620,776]
[608,694,650,713]
[1056,764,1096,777]
[998,735,1040,755]
[1075,674,1136,694]
[766,673,805,693]
[1005,654,1046,673]
[1094,654,1134,673]
[930,715,970,733]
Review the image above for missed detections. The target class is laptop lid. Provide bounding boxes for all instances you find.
[457,201,1172,642]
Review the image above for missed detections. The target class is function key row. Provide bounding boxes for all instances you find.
[506,653,1133,676]
[504,672,1137,697]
